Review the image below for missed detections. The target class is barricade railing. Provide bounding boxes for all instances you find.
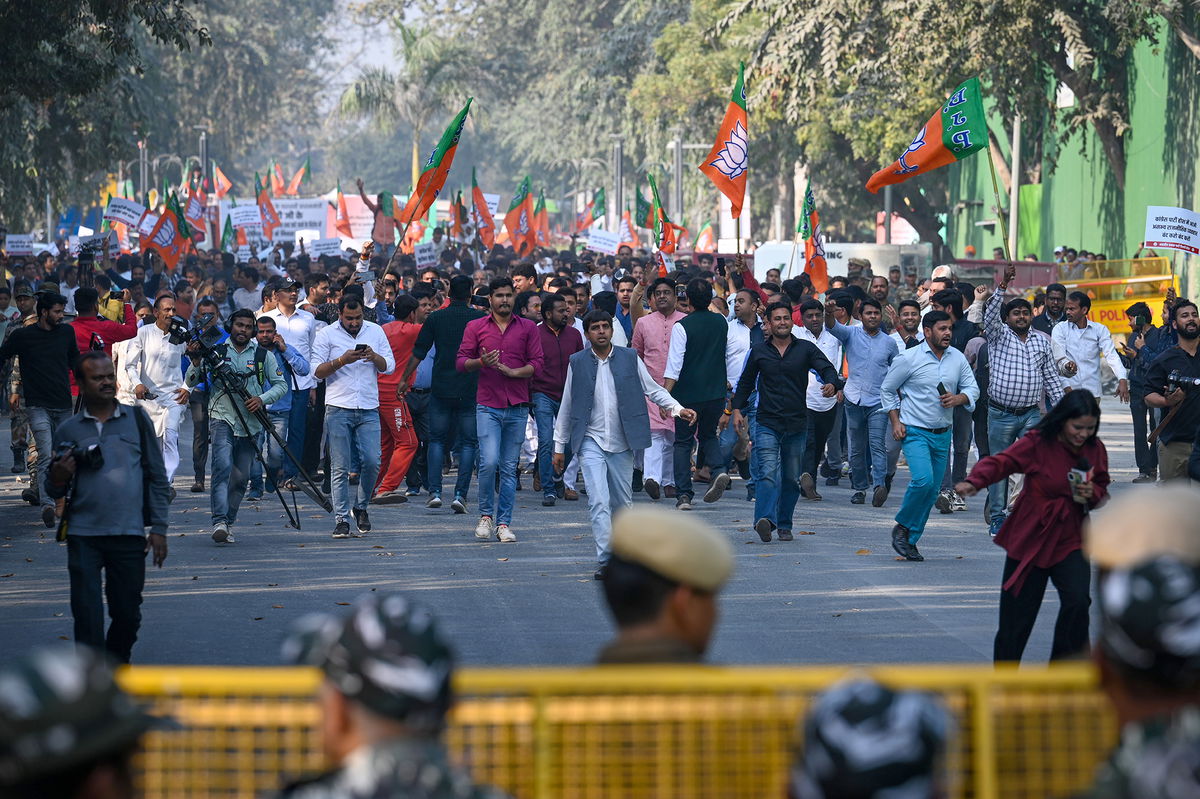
[118,664,1116,799]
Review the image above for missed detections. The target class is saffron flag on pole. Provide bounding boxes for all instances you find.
[255,173,280,239]
[694,221,716,253]
[865,77,987,193]
[799,180,829,293]
[450,190,466,240]
[332,181,354,238]
[285,158,311,195]
[503,175,535,257]
[635,180,654,229]
[144,204,187,269]
[647,173,683,254]
[534,189,550,246]
[471,168,496,250]
[699,61,748,218]
[271,162,286,196]
[184,185,207,243]
[221,214,236,252]
[212,162,233,198]
[618,208,637,251]
[399,98,472,224]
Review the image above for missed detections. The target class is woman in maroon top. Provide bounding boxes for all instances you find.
[955,390,1109,664]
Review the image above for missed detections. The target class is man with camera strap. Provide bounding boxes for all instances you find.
[1145,299,1200,481]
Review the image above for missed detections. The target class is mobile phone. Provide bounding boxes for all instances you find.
[355,344,368,351]
[937,382,948,396]
[359,270,377,282]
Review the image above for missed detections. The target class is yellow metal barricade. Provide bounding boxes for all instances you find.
[118,664,1117,799]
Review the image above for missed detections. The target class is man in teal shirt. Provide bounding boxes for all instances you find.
[186,308,287,544]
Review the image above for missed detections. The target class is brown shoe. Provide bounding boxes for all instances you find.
[563,487,579,501]
[664,485,677,498]
[643,478,661,500]
[533,469,541,492]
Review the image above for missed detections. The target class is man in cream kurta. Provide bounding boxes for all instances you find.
[630,278,686,500]
[125,296,189,491]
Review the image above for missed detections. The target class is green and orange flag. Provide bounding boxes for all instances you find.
[254,173,280,239]
[799,180,828,293]
[503,175,535,256]
[866,77,987,193]
[285,157,311,195]
[699,61,747,218]
[471,168,496,250]
[332,180,353,238]
[399,98,473,224]
[635,180,654,229]
[647,173,684,254]
[212,162,233,198]
[533,189,549,246]
[694,221,715,253]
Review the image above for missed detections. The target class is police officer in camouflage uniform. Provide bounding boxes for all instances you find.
[0,645,171,799]
[275,594,510,799]
[1083,554,1200,799]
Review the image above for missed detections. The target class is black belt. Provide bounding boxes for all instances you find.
[910,425,950,435]
[988,400,1038,416]
[410,387,430,394]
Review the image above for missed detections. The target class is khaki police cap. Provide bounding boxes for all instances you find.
[1085,485,1200,569]
[611,507,733,591]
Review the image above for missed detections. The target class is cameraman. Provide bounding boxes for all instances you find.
[46,351,169,663]
[185,309,287,544]
[1145,300,1200,481]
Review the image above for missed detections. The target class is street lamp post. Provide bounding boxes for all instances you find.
[610,135,624,230]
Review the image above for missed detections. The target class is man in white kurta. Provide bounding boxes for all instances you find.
[125,296,189,489]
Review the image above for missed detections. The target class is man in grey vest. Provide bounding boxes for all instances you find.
[554,310,697,580]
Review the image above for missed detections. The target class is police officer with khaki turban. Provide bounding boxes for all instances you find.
[0,645,171,799]
[276,593,509,799]
[596,506,734,664]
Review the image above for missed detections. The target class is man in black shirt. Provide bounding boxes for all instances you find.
[400,275,485,511]
[731,302,842,543]
[0,292,79,527]
[1145,300,1200,481]
[1031,283,1068,336]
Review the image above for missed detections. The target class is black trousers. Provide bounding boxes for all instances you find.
[994,550,1091,664]
[190,396,209,480]
[302,382,326,475]
[1130,392,1159,475]
[67,535,146,663]
[672,398,725,501]
[405,389,431,490]
[803,406,837,477]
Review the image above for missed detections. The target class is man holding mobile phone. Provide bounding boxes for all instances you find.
[1122,301,1163,482]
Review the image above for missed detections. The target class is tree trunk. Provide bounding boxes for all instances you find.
[895,185,951,263]
[1046,50,1127,189]
[1169,16,1200,60]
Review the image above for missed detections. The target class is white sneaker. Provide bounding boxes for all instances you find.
[226,530,236,544]
[496,524,516,543]
[212,522,229,543]
[426,495,442,509]
[451,497,467,514]
[475,516,494,540]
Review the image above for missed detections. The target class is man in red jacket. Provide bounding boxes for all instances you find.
[69,287,137,397]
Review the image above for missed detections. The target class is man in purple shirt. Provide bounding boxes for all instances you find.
[457,277,545,543]
[531,293,584,507]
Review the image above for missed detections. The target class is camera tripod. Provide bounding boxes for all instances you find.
[207,361,332,529]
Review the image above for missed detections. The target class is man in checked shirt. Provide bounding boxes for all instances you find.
[983,263,1068,537]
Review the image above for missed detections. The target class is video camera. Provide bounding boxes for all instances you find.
[1168,369,1200,389]
[168,312,246,390]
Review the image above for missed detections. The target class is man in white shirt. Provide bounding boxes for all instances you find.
[312,296,395,539]
[264,279,319,484]
[125,295,189,496]
[1051,291,1130,401]
[554,310,694,579]
[231,265,264,312]
[794,299,843,501]
[720,287,764,499]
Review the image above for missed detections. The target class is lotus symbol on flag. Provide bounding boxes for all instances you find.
[708,121,748,180]
[154,218,176,247]
[517,210,529,235]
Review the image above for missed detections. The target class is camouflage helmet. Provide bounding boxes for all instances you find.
[1100,555,1200,691]
[282,594,453,731]
[791,678,950,799]
[0,645,168,787]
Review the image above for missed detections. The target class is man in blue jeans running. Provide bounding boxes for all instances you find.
[731,303,842,543]
[456,277,544,543]
[880,311,979,561]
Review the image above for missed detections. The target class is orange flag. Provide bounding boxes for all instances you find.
[398,99,472,225]
[271,163,286,196]
[450,191,466,239]
[256,173,280,240]
[143,206,187,269]
[534,189,550,246]
[332,181,353,238]
[212,163,233,199]
[471,169,495,250]
[698,62,748,218]
[285,158,310,196]
[503,176,535,256]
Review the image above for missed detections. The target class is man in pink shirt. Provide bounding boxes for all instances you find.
[631,277,686,500]
[457,277,544,543]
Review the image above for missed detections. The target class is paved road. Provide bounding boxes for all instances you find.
[0,398,1142,667]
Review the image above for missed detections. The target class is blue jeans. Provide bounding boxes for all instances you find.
[719,406,759,490]
[476,405,526,525]
[210,419,256,526]
[986,406,1041,525]
[753,423,806,531]
[283,389,309,478]
[845,401,888,490]
[259,410,290,490]
[427,396,477,499]
[578,438,634,560]
[326,407,381,522]
[895,426,952,541]
[532,392,567,498]
[27,405,72,508]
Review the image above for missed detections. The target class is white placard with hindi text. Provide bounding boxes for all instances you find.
[584,229,621,255]
[483,193,500,217]
[414,242,438,267]
[307,238,344,257]
[1144,205,1200,255]
[103,197,147,228]
[137,213,159,237]
[230,205,263,229]
[74,231,117,257]
[5,234,33,256]
[236,245,252,263]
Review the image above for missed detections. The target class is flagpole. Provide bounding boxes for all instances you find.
[985,131,1013,263]
[387,178,441,271]
[735,216,741,256]
[786,234,800,279]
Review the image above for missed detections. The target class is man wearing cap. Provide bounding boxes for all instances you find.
[596,506,734,663]
[553,310,695,579]
[277,595,509,799]
[265,278,320,485]
[0,645,172,799]
[790,679,949,799]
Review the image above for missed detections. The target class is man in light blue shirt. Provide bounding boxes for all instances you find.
[827,295,898,507]
[880,310,979,561]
